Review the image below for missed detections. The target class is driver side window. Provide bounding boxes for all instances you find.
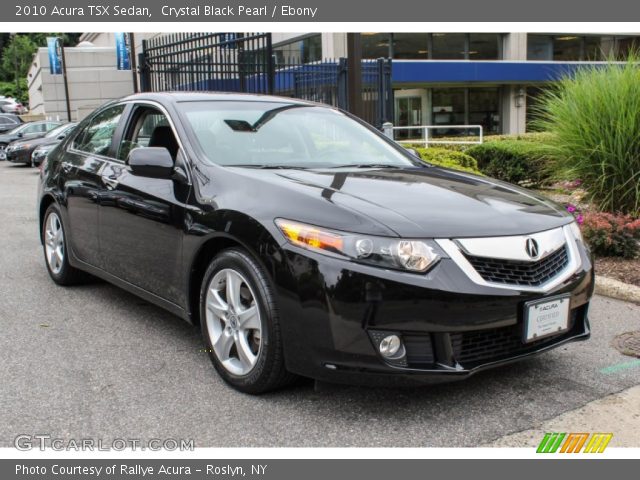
[117,107,178,162]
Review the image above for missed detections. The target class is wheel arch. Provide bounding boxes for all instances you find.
[38,194,57,244]
[185,213,289,327]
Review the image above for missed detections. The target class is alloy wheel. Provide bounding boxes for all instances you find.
[205,268,262,376]
[44,212,65,274]
[0,145,6,161]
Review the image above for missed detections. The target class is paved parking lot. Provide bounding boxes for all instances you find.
[1,160,639,448]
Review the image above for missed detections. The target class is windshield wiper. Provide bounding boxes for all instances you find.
[229,164,309,170]
[326,164,406,169]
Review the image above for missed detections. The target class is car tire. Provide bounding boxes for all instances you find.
[200,248,297,394]
[0,143,7,161]
[42,204,88,286]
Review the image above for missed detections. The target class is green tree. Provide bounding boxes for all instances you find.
[0,33,82,104]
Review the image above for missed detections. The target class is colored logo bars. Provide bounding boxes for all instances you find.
[536,432,613,453]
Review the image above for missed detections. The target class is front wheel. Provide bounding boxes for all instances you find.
[0,143,7,161]
[200,248,296,394]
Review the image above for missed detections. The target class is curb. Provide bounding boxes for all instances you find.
[595,275,640,304]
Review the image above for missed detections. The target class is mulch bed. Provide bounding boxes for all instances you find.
[595,257,640,288]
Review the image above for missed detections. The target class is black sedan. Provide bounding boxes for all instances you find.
[0,120,61,160]
[37,93,593,393]
[7,122,77,166]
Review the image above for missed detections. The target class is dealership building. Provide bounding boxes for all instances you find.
[269,32,639,135]
[31,32,640,134]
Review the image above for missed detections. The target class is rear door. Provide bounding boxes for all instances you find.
[96,103,191,305]
[61,104,127,267]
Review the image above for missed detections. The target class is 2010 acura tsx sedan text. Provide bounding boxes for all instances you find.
[37,93,594,394]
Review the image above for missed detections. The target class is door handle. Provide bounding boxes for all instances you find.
[101,176,119,190]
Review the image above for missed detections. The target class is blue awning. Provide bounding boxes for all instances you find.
[391,60,604,84]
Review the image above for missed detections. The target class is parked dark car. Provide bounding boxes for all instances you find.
[0,120,61,160]
[7,122,77,166]
[0,113,23,133]
[37,93,594,394]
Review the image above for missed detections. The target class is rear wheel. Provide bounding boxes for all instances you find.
[42,204,87,285]
[200,248,296,394]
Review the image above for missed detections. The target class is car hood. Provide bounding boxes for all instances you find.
[228,166,573,238]
[0,132,42,143]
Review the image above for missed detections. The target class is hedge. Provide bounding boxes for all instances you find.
[411,147,482,175]
[464,140,555,186]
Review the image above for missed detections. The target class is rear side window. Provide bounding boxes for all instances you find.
[22,123,47,134]
[73,105,125,156]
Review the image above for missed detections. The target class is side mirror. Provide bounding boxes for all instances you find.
[127,147,174,179]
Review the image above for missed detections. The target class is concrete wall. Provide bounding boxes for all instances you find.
[28,46,135,121]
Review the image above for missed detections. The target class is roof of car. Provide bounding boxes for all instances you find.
[120,91,324,107]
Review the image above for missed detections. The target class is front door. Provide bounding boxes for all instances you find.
[394,97,422,141]
[97,105,191,305]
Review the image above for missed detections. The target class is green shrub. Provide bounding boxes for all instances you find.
[404,132,554,153]
[411,147,481,174]
[581,212,640,258]
[465,140,555,186]
[533,53,640,215]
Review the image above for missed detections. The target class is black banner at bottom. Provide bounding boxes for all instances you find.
[3,459,639,480]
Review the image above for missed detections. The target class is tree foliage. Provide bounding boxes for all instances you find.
[0,33,81,103]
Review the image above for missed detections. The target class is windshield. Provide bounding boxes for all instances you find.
[180,101,418,169]
[45,123,74,138]
[7,124,27,135]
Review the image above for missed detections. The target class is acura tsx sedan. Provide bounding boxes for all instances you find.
[37,92,594,393]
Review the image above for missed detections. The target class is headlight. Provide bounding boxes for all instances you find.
[568,221,584,244]
[275,219,442,272]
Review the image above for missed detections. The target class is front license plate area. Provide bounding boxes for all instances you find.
[523,295,571,343]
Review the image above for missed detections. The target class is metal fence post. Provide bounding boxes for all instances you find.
[138,39,151,92]
[337,58,349,110]
[385,58,394,126]
[376,58,386,128]
[266,33,274,94]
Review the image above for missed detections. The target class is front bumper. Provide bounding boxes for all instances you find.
[275,238,594,386]
[7,149,31,164]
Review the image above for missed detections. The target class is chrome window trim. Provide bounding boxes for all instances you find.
[436,225,582,293]
[67,100,192,185]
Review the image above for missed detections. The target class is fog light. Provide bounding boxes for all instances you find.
[379,335,402,358]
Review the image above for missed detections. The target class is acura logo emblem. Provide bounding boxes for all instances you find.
[525,238,539,259]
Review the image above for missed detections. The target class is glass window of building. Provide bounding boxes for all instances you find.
[527,35,553,60]
[431,88,466,136]
[393,33,429,59]
[528,34,640,60]
[362,33,391,59]
[469,34,500,60]
[553,35,583,61]
[468,88,500,134]
[431,33,466,60]
[616,36,640,59]
[273,35,321,64]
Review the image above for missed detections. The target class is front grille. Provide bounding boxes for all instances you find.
[451,312,576,365]
[465,245,569,287]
